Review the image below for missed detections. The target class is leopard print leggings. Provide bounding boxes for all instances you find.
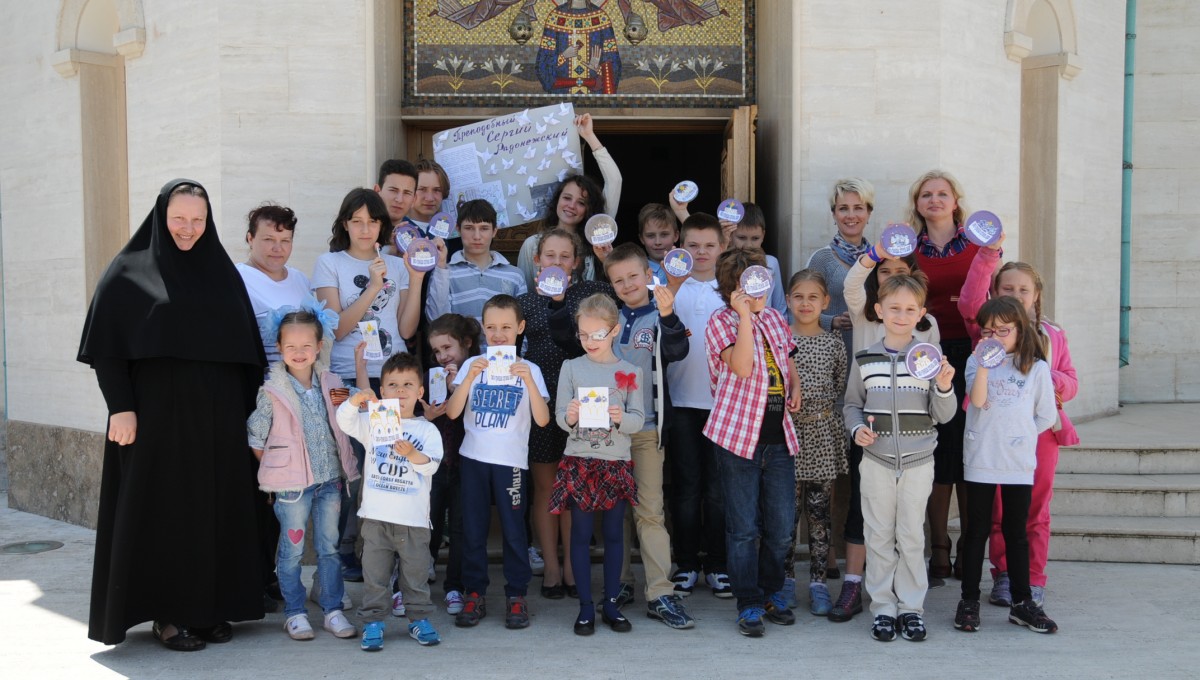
[784,479,833,583]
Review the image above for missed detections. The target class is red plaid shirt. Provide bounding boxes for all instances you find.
[701,306,800,459]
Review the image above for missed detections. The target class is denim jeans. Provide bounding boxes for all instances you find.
[667,407,726,573]
[719,442,796,611]
[274,478,344,618]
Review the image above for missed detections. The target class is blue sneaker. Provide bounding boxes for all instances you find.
[765,591,796,625]
[781,577,798,609]
[360,621,385,652]
[737,607,766,637]
[408,618,441,646]
[647,595,696,630]
[809,582,833,616]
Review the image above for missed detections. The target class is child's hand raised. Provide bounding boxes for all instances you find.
[730,287,754,316]
[667,191,690,223]
[368,245,387,290]
[719,219,738,244]
[652,283,675,317]
[935,356,955,392]
[445,363,459,385]
[420,398,448,421]
[349,389,378,407]
[354,341,368,367]
[465,356,489,379]
[592,242,613,264]
[566,398,581,427]
[510,360,533,383]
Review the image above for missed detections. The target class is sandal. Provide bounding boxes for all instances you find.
[195,622,233,644]
[928,540,952,580]
[152,621,206,652]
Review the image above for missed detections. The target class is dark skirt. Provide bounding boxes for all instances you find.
[548,455,637,513]
[89,358,265,644]
[933,337,970,484]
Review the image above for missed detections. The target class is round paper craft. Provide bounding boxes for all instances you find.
[964,210,1003,247]
[906,343,943,380]
[672,180,699,203]
[975,337,1007,369]
[392,225,420,254]
[584,214,618,245]
[428,211,454,239]
[740,265,773,299]
[717,198,745,224]
[881,223,918,257]
[536,266,568,297]
[662,248,693,278]
[406,238,438,272]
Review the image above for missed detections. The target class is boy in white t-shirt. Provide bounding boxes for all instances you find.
[445,294,550,630]
[337,353,444,651]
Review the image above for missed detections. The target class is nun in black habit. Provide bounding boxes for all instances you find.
[78,179,268,650]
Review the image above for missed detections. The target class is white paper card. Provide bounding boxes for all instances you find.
[578,387,610,429]
[486,345,518,385]
[358,321,385,360]
[429,367,448,406]
[367,399,403,446]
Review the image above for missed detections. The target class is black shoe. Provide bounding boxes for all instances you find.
[1009,600,1058,633]
[152,622,206,652]
[764,592,796,626]
[454,592,486,627]
[954,599,981,632]
[541,580,566,599]
[828,580,863,622]
[609,582,635,608]
[601,599,631,632]
[897,612,927,641]
[505,596,531,629]
[871,615,896,642]
[194,622,233,644]
[574,614,595,636]
[565,583,579,599]
[825,565,842,580]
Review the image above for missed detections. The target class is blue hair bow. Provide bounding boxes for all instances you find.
[260,294,340,347]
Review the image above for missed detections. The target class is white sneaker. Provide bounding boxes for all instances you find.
[444,590,465,615]
[285,614,314,641]
[391,590,406,617]
[529,546,545,576]
[324,610,357,638]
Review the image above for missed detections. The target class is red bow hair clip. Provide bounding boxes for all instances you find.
[615,371,638,393]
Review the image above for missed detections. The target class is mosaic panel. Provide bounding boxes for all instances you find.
[404,0,755,108]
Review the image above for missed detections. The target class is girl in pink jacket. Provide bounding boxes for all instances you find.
[958,241,1079,609]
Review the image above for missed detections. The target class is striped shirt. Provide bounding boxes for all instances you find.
[701,306,800,459]
[425,251,528,324]
[916,225,972,258]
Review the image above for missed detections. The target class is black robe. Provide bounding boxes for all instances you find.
[79,179,268,644]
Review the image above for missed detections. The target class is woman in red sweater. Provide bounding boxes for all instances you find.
[904,170,979,581]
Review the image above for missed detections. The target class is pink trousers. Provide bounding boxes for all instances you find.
[989,430,1058,587]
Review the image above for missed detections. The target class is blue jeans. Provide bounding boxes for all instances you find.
[667,407,726,573]
[460,456,531,597]
[274,478,344,617]
[720,443,796,611]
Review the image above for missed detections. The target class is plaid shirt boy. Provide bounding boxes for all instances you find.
[701,306,800,459]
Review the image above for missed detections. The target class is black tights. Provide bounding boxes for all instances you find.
[961,481,1032,604]
[570,501,626,620]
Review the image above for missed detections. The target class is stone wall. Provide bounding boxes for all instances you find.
[1122,0,1200,402]
[6,422,105,528]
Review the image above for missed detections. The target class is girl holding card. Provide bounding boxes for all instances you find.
[519,228,617,599]
[551,294,645,635]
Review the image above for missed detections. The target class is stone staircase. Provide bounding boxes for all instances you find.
[1049,443,1199,564]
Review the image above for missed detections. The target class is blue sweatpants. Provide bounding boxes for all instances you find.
[460,456,531,597]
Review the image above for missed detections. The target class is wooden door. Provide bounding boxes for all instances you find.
[721,105,757,202]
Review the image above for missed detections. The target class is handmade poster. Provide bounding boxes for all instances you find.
[906,343,943,380]
[975,338,1007,369]
[672,180,699,203]
[536,266,567,297]
[435,103,584,229]
[407,238,438,272]
[662,248,693,278]
[740,265,773,298]
[578,387,610,429]
[368,399,404,446]
[429,367,449,405]
[882,223,918,257]
[428,211,454,239]
[584,214,618,245]
[358,320,385,360]
[964,210,1003,247]
[486,344,518,385]
[717,198,745,223]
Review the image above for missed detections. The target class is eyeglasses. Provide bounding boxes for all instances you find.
[980,326,1014,338]
[576,328,614,342]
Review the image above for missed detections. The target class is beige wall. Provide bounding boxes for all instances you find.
[1122,0,1200,402]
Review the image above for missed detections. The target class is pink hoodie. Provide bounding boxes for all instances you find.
[958,248,1079,445]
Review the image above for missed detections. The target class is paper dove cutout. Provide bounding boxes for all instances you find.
[507,183,517,196]
[487,163,498,175]
[543,114,560,125]
[559,102,571,116]
[502,157,515,169]
[437,131,449,142]
[517,201,539,220]
[545,141,556,155]
[516,109,531,125]
[537,156,552,171]
[434,140,444,152]
[523,147,537,159]
[526,174,538,187]
[557,168,570,182]
[536,123,547,134]
[475,148,494,162]
[516,165,528,175]
[558,137,569,150]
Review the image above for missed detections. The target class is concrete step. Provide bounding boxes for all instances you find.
[1051,474,1200,517]
[1047,515,1200,564]
[1058,446,1200,475]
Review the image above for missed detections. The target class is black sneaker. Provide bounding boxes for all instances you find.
[828,580,863,622]
[671,570,698,597]
[897,612,927,641]
[1009,600,1058,634]
[954,599,981,632]
[764,592,796,625]
[505,596,531,629]
[737,607,766,637]
[610,582,635,608]
[871,615,896,642]
[454,592,486,627]
[647,595,696,630]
